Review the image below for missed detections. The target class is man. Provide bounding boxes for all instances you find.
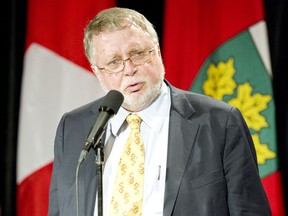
[48,7,271,216]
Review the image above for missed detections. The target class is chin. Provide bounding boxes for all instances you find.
[124,91,158,112]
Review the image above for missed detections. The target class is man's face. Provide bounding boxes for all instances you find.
[91,25,165,112]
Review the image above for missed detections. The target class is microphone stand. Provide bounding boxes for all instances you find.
[95,141,104,216]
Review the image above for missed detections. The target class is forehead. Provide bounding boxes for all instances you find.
[93,25,153,54]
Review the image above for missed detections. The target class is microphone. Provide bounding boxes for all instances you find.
[78,90,124,162]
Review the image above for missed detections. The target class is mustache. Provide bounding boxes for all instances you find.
[121,77,147,91]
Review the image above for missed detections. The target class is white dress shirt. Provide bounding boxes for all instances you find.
[94,82,171,216]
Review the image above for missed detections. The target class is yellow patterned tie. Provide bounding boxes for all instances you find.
[110,114,145,216]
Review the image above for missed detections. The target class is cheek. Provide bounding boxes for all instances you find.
[148,62,165,83]
[98,74,123,91]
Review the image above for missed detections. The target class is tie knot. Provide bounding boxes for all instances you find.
[126,114,142,130]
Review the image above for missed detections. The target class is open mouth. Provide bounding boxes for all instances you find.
[125,82,144,93]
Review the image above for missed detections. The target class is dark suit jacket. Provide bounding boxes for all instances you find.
[48,82,271,215]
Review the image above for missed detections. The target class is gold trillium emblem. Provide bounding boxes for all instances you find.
[202,57,276,165]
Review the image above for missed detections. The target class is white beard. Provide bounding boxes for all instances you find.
[121,76,163,111]
[97,68,165,112]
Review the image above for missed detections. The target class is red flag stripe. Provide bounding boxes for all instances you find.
[17,163,53,216]
[262,171,286,216]
[163,0,264,90]
[25,0,116,71]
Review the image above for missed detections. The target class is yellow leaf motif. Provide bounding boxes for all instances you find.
[228,82,271,131]
[203,58,237,100]
[252,134,276,165]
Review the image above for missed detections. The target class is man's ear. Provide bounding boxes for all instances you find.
[91,65,98,77]
[157,44,162,57]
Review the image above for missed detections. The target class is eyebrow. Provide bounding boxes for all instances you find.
[105,47,146,62]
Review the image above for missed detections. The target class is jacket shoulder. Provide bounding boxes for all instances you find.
[171,85,233,112]
[63,96,104,120]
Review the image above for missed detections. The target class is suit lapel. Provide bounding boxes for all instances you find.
[163,86,199,216]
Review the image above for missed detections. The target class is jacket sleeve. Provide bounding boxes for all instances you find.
[224,107,271,215]
[48,114,66,216]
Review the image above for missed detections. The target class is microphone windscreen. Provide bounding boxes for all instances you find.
[101,90,124,114]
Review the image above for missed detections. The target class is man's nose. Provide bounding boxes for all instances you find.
[123,58,137,76]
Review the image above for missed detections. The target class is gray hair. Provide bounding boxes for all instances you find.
[83,7,159,65]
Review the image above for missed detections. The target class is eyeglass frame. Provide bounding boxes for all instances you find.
[92,48,155,74]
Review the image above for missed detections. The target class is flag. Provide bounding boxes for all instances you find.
[163,0,285,215]
[16,0,115,215]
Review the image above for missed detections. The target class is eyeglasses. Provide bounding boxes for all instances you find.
[94,48,155,74]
